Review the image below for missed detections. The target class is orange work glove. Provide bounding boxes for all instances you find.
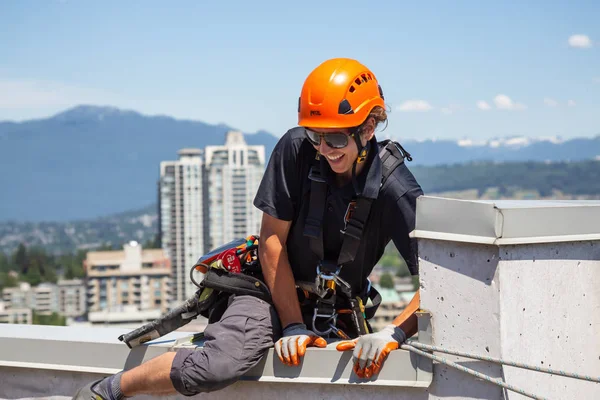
[336,324,406,378]
[275,323,327,366]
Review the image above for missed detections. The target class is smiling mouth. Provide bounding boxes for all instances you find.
[326,154,343,161]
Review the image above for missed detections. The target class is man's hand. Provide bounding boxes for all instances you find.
[275,323,327,366]
[336,324,406,378]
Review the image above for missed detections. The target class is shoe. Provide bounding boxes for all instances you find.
[72,379,107,400]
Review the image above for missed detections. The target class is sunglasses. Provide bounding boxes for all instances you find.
[304,129,355,149]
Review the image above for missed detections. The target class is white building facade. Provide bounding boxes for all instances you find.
[84,241,171,326]
[2,282,58,315]
[159,149,205,303]
[204,131,265,251]
[57,279,86,318]
[0,301,31,324]
[159,132,265,303]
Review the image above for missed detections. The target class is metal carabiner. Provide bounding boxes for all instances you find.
[311,303,337,337]
[316,263,341,281]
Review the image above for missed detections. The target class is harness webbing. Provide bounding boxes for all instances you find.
[301,139,410,334]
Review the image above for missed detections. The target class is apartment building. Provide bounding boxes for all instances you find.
[158,131,265,303]
[0,300,31,324]
[57,279,86,318]
[203,131,265,250]
[2,282,58,315]
[159,148,204,303]
[84,241,171,325]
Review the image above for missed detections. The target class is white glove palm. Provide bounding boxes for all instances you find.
[336,324,406,378]
[275,323,327,366]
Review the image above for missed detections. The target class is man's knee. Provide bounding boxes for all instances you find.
[169,295,280,395]
[170,348,241,394]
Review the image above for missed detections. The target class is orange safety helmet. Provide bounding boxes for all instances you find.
[298,58,385,129]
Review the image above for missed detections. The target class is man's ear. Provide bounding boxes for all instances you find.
[361,117,376,144]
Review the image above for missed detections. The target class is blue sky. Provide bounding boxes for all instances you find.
[0,0,598,140]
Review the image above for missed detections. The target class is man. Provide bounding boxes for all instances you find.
[73,57,422,399]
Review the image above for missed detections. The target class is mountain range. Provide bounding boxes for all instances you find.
[1,105,599,222]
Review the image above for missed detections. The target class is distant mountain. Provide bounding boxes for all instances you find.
[0,105,279,222]
[1,105,599,222]
[399,135,600,166]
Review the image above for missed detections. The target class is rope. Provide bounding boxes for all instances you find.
[406,340,600,384]
[401,344,548,400]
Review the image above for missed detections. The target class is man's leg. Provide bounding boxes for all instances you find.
[73,294,280,399]
[120,352,177,395]
[169,294,280,395]
[72,344,182,399]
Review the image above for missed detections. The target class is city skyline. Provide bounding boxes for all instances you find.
[0,1,598,141]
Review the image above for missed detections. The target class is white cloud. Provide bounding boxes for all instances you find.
[397,100,433,112]
[476,100,491,110]
[568,34,593,48]
[568,99,576,107]
[494,94,527,110]
[543,97,559,107]
[0,78,115,109]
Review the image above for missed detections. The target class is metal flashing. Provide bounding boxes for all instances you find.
[411,196,600,245]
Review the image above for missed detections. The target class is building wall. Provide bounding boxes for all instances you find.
[85,243,171,323]
[418,237,600,399]
[0,309,31,324]
[1,282,59,315]
[0,301,31,324]
[204,131,265,250]
[498,241,600,399]
[159,149,204,303]
[2,284,31,309]
[32,283,58,315]
[57,279,86,318]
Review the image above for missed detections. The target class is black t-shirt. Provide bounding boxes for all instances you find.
[253,127,423,296]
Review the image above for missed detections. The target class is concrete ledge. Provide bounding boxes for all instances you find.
[0,314,433,391]
[412,196,600,245]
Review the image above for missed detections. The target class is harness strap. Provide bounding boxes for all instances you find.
[305,159,327,261]
[303,139,408,269]
[201,266,272,303]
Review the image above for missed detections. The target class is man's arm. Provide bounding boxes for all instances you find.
[392,289,420,338]
[258,212,303,328]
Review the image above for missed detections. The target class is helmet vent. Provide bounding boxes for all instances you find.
[352,74,373,91]
[338,99,354,115]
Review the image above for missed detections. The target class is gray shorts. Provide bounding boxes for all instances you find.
[170,295,281,396]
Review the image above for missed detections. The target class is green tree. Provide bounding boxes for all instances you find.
[0,251,8,272]
[58,249,86,280]
[24,264,42,286]
[143,233,161,249]
[411,275,420,291]
[0,271,19,291]
[379,273,395,289]
[13,243,28,275]
[32,311,66,326]
[394,257,411,278]
[379,251,401,268]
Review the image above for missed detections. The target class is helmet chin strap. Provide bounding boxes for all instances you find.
[351,128,370,196]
